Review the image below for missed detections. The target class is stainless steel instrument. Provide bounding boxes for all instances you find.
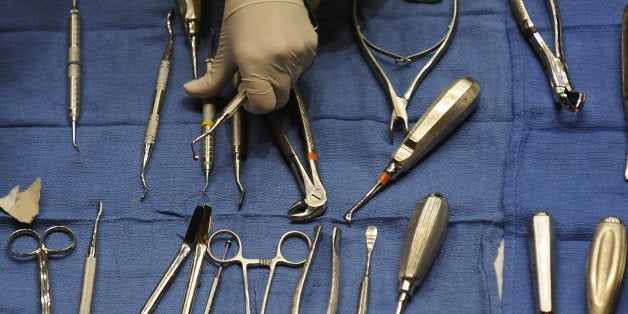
[357,226,378,314]
[68,0,82,148]
[79,202,104,314]
[291,224,323,314]
[345,78,480,222]
[527,211,555,314]
[175,0,202,78]
[327,226,341,314]
[395,194,449,314]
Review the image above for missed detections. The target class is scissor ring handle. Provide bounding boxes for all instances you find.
[207,229,242,264]
[7,229,42,257]
[41,226,76,254]
[275,230,312,266]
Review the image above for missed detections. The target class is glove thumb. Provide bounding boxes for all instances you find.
[184,29,236,98]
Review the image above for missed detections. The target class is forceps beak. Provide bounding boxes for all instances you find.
[388,113,409,143]
[288,199,326,222]
[558,90,585,113]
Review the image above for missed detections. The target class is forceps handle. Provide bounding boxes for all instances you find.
[268,113,313,190]
[141,244,192,314]
[326,226,341,314]
[181,243,207,314]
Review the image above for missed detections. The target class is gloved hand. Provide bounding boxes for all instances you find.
[184,0,317,114]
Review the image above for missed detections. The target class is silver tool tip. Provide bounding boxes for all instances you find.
[140,172,148,200]
[395,293,408,314]
[166,10,174,37]
[237,189,246,211]
[96,201,103,219]
[72,121,79,149]
[190,36,199,79]
[366,226,378,249]
[344,181,385,223]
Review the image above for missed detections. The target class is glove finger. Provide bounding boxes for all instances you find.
[184,28,236,98]
[239,72,291,114]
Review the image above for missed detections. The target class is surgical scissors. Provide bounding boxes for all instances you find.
[7,226,76,314]
[510,0,585,112]
[268,88,327,221]
[207,229,311,314]
[353,0,458,140]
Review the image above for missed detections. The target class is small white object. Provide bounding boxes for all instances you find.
[0,178,41,224]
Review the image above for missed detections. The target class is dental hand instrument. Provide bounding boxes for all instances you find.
[192,91,247,160]
[201,32,217,194]
[79,202,104,314]
[204,239,232,314]
[269,87,327,221]
[291,225,322,314]
[357,226,377,314]
[181,206,212,314]
[7,226,77,314]
[527,212,555,314]
[586,217,626,314]
[344,78,480,222]
[395,193,449,314]
[207,229,311,314]
[175,0,202,78]
[510,0,585,112]
[327,226,341,314]
[141,11,174,200]
[353,0,457,139]
[141,205,211,314]
[232,106,246,210]
[622,6,628,181]
[68,0,82,148]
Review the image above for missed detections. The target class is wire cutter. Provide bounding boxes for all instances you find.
[510,0,585,112]
[268,88,327,222]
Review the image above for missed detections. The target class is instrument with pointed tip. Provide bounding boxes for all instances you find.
[291,225,323,314]
[203,239,232,314]
[231,76,247,210]
[622,6,628,180]
[586,217,626,314]
[527,211,555,314]
[79,202,103,314]
[175,0,202,78]
[326,226,341,314]
[68,0,82,148]
[201,30,217,194]
[395,193,449,314]
[510,0,585,112]
[357,226,378,314]
[140,11,174,200]
[344,78,480,222]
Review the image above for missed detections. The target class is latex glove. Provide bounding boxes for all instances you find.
[184,0,317,114]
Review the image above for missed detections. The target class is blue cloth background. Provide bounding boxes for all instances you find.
[0,0,622,313]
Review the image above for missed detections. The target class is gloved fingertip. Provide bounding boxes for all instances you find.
[243,90,277,114]
[183,77,213,98]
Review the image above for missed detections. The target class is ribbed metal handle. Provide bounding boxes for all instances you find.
[79,256,96,314]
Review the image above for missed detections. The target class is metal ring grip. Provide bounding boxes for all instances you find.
[273,231,312,267]
[208,230,244,265]
[8,226,76,257]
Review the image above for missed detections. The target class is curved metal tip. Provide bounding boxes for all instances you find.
[141,172,148,200]
[560,91,585,113]
[344,181,384,223]
[72,121,79,149]
[166,10,174,38]
[191,141,200,160]
[237,189,246,211]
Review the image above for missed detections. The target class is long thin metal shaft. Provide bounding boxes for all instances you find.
[141,11,174,200]
[68,0,81,148]
[79,201,103,314]
[232,108,246,210]
[357,226,377,314]
[326,226,341,314]
[204,240,232,314]
[291,225,323,314]
[344,181,384,223]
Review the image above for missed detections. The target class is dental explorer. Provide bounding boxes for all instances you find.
[231,75,247,209]
[396,193,449,314]
[622,6,628,181]
[141,11,174,200]
[586,217,626,314]
[510,0,585,112]
[527,212,555,314]
[291,225,322,314]
[175,0,202,78]
[357,226,378,314]
[344,78,480,222]
[79,202,103,314]
[203,239,232,314]
[327,226,341,314]
[68,0,82,148]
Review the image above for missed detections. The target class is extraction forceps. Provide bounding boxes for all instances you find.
[345,78,480,222]
[353,0,458,139]
[141,205,212,314]
[141,11,174,200]
[511,0,585,112]
[7,226,77,314]
[68,0,82,148]
[207,229,311,314]
[175,0,202,78]
[268,88,327,221]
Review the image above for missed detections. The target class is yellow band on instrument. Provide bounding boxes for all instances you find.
[201,121,215,127]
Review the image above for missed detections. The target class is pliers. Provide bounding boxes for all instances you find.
[510,0,585,112]
[268,88,327,222]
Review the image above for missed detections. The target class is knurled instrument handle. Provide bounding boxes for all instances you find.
[68,8,81,118]
[79,255,96,314]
